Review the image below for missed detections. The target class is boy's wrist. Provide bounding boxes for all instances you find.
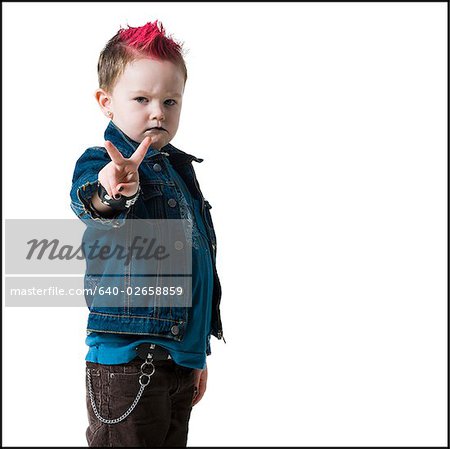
[97,182,141,211]
[89,191,115,218]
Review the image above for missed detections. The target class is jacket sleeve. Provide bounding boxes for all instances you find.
[69,146,131,230]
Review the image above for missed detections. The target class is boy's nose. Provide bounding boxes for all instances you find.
[150,110,165,122]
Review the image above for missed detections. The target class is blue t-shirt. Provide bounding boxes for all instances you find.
[85,156,214,370]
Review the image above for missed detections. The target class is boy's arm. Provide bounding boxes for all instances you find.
[70,138,151,229]
[70,146,131,229]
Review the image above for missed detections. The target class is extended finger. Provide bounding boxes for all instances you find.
[105,140,126,166]
[130,136,152,166]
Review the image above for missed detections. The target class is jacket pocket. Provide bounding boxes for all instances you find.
[141,183,163,200]
[134,183,167,219]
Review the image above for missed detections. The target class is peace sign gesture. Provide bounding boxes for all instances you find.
[98,136,153,200]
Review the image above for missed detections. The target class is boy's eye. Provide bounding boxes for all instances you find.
[134,97,177,106]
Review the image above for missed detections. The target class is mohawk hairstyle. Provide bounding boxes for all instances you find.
[97,20,187,93]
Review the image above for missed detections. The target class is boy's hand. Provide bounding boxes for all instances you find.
[192,365,208,406]
[98,136,153,199]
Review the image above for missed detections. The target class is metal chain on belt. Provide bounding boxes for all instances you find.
[86,354,156,425]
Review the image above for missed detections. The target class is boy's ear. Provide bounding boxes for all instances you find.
[94,88,112,112]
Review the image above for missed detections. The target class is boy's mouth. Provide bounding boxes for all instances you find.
[146,127,167,132]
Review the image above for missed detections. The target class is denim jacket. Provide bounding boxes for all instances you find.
[70,121,224,344]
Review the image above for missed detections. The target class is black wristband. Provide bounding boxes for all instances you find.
[97,182,140,211]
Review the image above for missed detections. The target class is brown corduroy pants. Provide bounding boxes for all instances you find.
[85,358,196,447]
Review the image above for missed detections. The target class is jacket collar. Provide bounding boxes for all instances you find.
[104,120,203,166]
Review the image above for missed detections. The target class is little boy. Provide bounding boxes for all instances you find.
[69,20,224,447]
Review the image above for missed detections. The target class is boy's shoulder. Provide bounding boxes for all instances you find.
[76,145,108,158]
[83,145,108,154]
[73,145,107,161]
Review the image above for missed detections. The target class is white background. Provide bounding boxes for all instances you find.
[3,2,447,447]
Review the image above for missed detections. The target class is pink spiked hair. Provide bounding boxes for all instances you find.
[97,20,187,93]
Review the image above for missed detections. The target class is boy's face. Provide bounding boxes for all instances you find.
[96,58,185,150]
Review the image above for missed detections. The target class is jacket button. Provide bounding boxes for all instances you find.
[174,241,184,250]
[171,325,180,336]
[153,163,162,172]
[168,198,177,207]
